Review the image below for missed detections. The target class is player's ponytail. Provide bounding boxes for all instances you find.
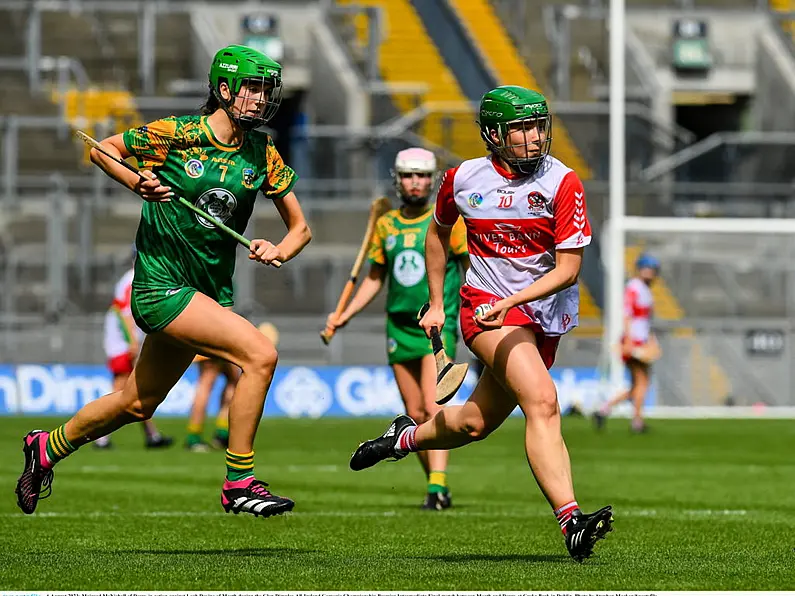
[200,85,221,115]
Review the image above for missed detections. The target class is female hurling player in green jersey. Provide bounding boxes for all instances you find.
[15,45,311,519]
[325,148,469,510]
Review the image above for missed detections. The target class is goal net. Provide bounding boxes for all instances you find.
[603,217,795,417]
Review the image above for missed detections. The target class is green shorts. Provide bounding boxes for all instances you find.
[386,313,458,365]
[131,286,234,334]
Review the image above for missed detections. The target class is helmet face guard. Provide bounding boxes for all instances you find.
[478,86,553,176]
[391,148,438,206]
[213,76,283,130]
[209,45,283,130]
[486,115,552,176]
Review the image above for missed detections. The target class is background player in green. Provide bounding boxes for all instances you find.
[15,45,312,518]
[325,148,468,509]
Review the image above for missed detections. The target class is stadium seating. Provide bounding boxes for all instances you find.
[338,0,483,159]
[449,0,592,178]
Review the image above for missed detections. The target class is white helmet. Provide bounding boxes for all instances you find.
[391,147,438,205]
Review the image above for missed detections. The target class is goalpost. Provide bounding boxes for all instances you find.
[606,0,795,417]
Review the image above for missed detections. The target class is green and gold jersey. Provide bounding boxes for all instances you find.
[368,206,467,318]
[122,115,297,305]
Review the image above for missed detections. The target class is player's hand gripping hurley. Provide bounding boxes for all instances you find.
[320,197,391,344]
[417,303,469,405]
[76,130,281,268]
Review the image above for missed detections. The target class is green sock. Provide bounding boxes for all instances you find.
[225,449,254,482]
[46,425,77,464]
[428,471,448,494]
[185,433,204,446]
[185,422,204,446]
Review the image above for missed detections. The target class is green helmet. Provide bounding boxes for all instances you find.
[209,44,283,130]
[477,85,553,175]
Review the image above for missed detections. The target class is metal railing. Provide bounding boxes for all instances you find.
[0,0,197,96]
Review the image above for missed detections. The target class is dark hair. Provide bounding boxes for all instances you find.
[201,85,221,115]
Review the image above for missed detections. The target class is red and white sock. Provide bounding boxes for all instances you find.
[554,500,579,535]
[396,426,418,454]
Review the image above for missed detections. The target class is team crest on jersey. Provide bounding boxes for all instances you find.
[467,192,484,209]
[195,188,238,229]
[385,235,397,251]
[242,168,255,189]
[387,337,398,354]
[527,191,547,213]
[392,249,425,287]
[185,159,204,179]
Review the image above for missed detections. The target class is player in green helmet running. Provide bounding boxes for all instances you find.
[15,45,311,519]
[325,147,469,510]
[350,86,613,561]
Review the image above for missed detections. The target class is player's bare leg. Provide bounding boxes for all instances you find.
[186,358,222,451]
[354,328,571,501]
[454,326,613,559]
[392,360,432,476]
[595,361,650,432]
[93,372,129,449]
[211,362,239,449]
[629,362,650,432]
[15,334,196,514]
[351,365,515,465]
[66,335,195,443]
[351,325,612,560]
[473,327,575,508]
[164,292,293,517]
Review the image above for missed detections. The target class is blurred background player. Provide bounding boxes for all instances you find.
[594,253,661,433]
[184,356,238,452]
[325,148,469,510]
[95,247,173,450]
[185,322,278,451]
[350,87,613,561]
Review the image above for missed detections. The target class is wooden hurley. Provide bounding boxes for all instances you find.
[320,196,392,345]
[418,303,469,405]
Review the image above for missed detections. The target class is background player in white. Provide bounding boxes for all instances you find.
[95,247,172,449]
[350,86,613,562]
[594,253,660,433]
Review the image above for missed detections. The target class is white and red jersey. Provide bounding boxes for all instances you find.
[103,269,143,359]
[435,155,591,336]
[624,277,654,343]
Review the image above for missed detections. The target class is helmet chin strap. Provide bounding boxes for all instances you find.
[398,186,431,206]
[214,88,261,131]
[401,195,429,207]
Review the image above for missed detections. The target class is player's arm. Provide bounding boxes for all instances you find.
[253,139,310,264]
[327,214,389,332]
[421,167,458,335]
[426,218,452,310]
[512,248,582,306]
[334,264,387,328]
[90,129,172,202]
[252,191,311,265]
[479,171,590,327]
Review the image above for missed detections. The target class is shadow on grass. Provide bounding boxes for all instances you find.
[417,553,571,564]
[110,547,317,557]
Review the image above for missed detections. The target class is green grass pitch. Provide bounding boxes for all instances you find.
[0,416,793,590]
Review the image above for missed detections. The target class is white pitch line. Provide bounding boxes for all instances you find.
[0,508,751,520]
